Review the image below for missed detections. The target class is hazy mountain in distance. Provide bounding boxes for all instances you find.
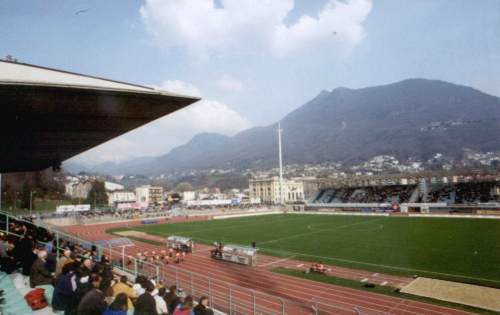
[72,79,500,175]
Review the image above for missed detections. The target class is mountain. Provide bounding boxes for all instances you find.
[74,79,500,175]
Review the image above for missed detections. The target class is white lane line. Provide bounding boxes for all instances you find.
[381,281,388,286]
[297,263,304,268]
[373,273,379,277]
[361,278,368,282]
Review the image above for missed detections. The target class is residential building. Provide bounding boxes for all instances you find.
[249,177,304,204]
[135,185,164,208]
[108,190,136,207]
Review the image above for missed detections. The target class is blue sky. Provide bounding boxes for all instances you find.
[1,0,499,164]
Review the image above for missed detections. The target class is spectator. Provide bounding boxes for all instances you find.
[16,234,36,275]
[80,258,93,277]
[194,296,213,315]
[173,299,194,315]
[56,249,71,276]
[52,262,78,314]
[154,287,168,315]
[113,275,137,310]
[165,285,181,314]
[134,280,157,315]
[103,292,129,315]
[77,274,107,315]
[133,275,147,296]
[30,249,54,288]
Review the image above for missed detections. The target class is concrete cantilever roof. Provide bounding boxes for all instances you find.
[0,60,200,173]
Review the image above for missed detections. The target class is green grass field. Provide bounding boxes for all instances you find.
[108,214,500,287]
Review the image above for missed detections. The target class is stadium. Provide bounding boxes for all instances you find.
[1,62,500,315]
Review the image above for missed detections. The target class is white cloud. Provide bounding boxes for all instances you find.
[157,80,201,97]
[215,74,243,92]
[71,81,250,165]
[140,0,372,58]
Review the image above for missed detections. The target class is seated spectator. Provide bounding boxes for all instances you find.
[165,285,181,314]
[113,275,137,310]
[133,275,147,296]
[52,262,78,313]
[134,280,157,315]
[173,298,194,315]
[30,249,54,288]
[56,249,71,276]
[154,287,168,315]
[80,258,93,277]
[194,296,214,315]
[17,234,37,276]
[103,292,129,315]
[77,274,107,315]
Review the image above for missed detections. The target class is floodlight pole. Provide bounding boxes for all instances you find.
[30,190,35,216]
[278,122,284,205]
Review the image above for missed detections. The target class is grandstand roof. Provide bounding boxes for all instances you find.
[0,60,200,173]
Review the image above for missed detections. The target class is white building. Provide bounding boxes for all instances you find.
[105,181,124,192]
[108,190,136,207]
[182,191,196,202]
[135,185,164,208]
[249,177,304,204]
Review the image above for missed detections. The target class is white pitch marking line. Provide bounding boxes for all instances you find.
[381,281,388,286]
[258,256,294,267]
[361,278,368,282]
[372,273,379,277]
[297,263,304,268]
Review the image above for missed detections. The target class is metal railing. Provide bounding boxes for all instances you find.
[0,210,355,315]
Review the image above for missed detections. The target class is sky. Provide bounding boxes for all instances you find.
[1,0,499,165]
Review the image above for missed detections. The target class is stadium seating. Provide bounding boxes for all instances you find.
[312,185,417,204]
[427,182,498,203]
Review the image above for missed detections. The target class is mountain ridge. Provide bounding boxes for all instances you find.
[65,78,500,175]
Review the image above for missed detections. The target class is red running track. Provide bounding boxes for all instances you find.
[64,218,472,315]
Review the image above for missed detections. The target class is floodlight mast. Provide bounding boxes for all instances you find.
[278,122,284,205]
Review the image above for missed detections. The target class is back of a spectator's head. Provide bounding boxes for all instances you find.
[90,274,102,288]
[62,261,78,275]
[120,275,128,283]
[158,287,166,296]
[63,249,71,257]
[145,280,155,293]
[181,299,194,310]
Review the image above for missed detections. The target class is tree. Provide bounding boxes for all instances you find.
[175,182,193,192]
[85,181,108,209]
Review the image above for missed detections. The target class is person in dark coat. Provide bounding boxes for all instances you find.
[194,296,214,315]
[15,235,36,275]
[77,275,107,315]
[134,281,156,315]
[52,262,78,314]
[165,285,181,314]
[30,250,54,288]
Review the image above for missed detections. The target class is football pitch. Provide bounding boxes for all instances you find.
[109,214,500,287]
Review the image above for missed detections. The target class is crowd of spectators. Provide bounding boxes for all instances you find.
[0,216,214,315]
[313,185,416,204]
[427,182,498,203]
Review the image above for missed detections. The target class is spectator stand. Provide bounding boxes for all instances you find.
[166,235,194,253]
[0,210,335,315]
